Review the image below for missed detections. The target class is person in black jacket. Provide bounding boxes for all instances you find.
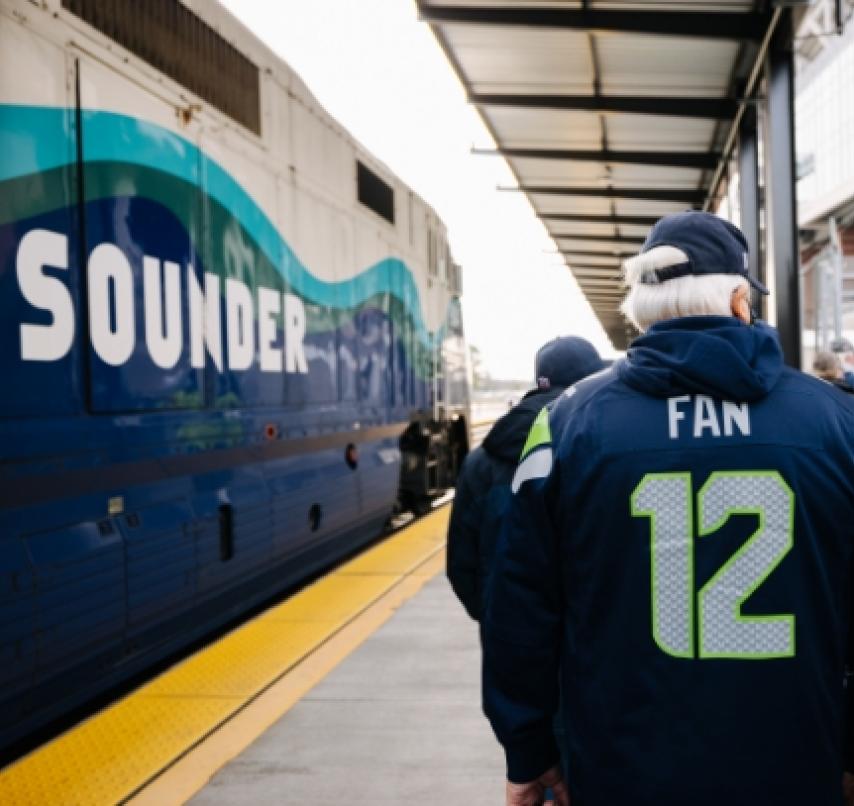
[447,336,605,621]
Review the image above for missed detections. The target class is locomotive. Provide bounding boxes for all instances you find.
[0,0,469,748]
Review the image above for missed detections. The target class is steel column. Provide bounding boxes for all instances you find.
[765,11,801,367]
[738,104,764,313]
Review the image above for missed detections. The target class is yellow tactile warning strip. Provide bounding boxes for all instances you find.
[0,506,450,806]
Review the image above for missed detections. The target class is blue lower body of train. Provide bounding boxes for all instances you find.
[0,103,469,751]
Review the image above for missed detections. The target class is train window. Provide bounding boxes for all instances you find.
[61,0,261,135]
[357,161,395,224]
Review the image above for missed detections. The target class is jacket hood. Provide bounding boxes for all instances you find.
[618,316,784,402]
[482,387,563,462]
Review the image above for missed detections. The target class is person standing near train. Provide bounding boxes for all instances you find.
[482,212,854,806]
[447,336,605,622]
[447,336,604,793]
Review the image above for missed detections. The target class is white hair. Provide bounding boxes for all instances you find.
[620,245,748,332]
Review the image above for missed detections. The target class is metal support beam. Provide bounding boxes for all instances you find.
[557,247,636,254]
[472,147,719,170]
[417,5,769,40]
[541,213,661,227]
[738,104,764,314]
[562,249,634,258]
[765,11,801,367]
[553,234,645,245]
[511,185,705,204]
[471,93,737,119]
[566,262,624,271]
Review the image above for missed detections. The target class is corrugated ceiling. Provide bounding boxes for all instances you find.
[419,0,778,348]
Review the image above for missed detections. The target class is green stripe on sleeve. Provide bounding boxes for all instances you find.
[520,406,552,461]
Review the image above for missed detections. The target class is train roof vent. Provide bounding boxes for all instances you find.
[62,0,261,135]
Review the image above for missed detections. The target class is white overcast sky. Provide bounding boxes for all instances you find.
[221,0,618,379]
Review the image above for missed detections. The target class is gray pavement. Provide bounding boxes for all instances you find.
[190,575,505,805]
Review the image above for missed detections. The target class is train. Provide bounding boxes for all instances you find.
[0,0,470,750]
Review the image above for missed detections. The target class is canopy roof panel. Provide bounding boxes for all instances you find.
[419,0,777,348]
[604,114,719,150]
[482,107,603,146]
[596,36,741,96]
[445,26,594,92]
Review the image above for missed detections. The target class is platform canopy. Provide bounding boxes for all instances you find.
[419,0,783,349]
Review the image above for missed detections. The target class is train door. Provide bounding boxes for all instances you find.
[193,111,277,581]
[74,54,204,643]
[267,99,363,551]
[0,9,81,723]
[76,56,207,413]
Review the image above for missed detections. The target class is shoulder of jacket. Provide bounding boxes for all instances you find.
[779,366,854,415]
[461,445,504,488]
[550,365,622,423]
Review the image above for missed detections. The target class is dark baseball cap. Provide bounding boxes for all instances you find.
[535,336,605,389]
[638,211,768,294]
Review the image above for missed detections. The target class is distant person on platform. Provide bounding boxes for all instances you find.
[813,350,854,394]
[446,336,604,622]
[831,337,854,388]
[482,211,854,806]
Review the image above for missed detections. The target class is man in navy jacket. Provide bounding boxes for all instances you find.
[483,212,854,806]
[447,336,604,622]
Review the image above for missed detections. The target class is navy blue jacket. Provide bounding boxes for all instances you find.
[447,387,563,621]
[483,317,854,805]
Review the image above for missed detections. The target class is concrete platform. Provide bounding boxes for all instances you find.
[190,575,505,805]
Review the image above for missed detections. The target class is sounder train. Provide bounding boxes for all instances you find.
[0,0,470,748]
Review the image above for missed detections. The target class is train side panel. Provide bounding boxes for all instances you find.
[0,0,469,749]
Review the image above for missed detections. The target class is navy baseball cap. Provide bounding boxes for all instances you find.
[535,336,604,389]
[638,211,768,294]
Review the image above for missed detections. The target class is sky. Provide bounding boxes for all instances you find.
[220,0,618,379]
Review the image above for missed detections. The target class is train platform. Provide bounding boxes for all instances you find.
[0,505,504,805]
[190,562,503,805]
